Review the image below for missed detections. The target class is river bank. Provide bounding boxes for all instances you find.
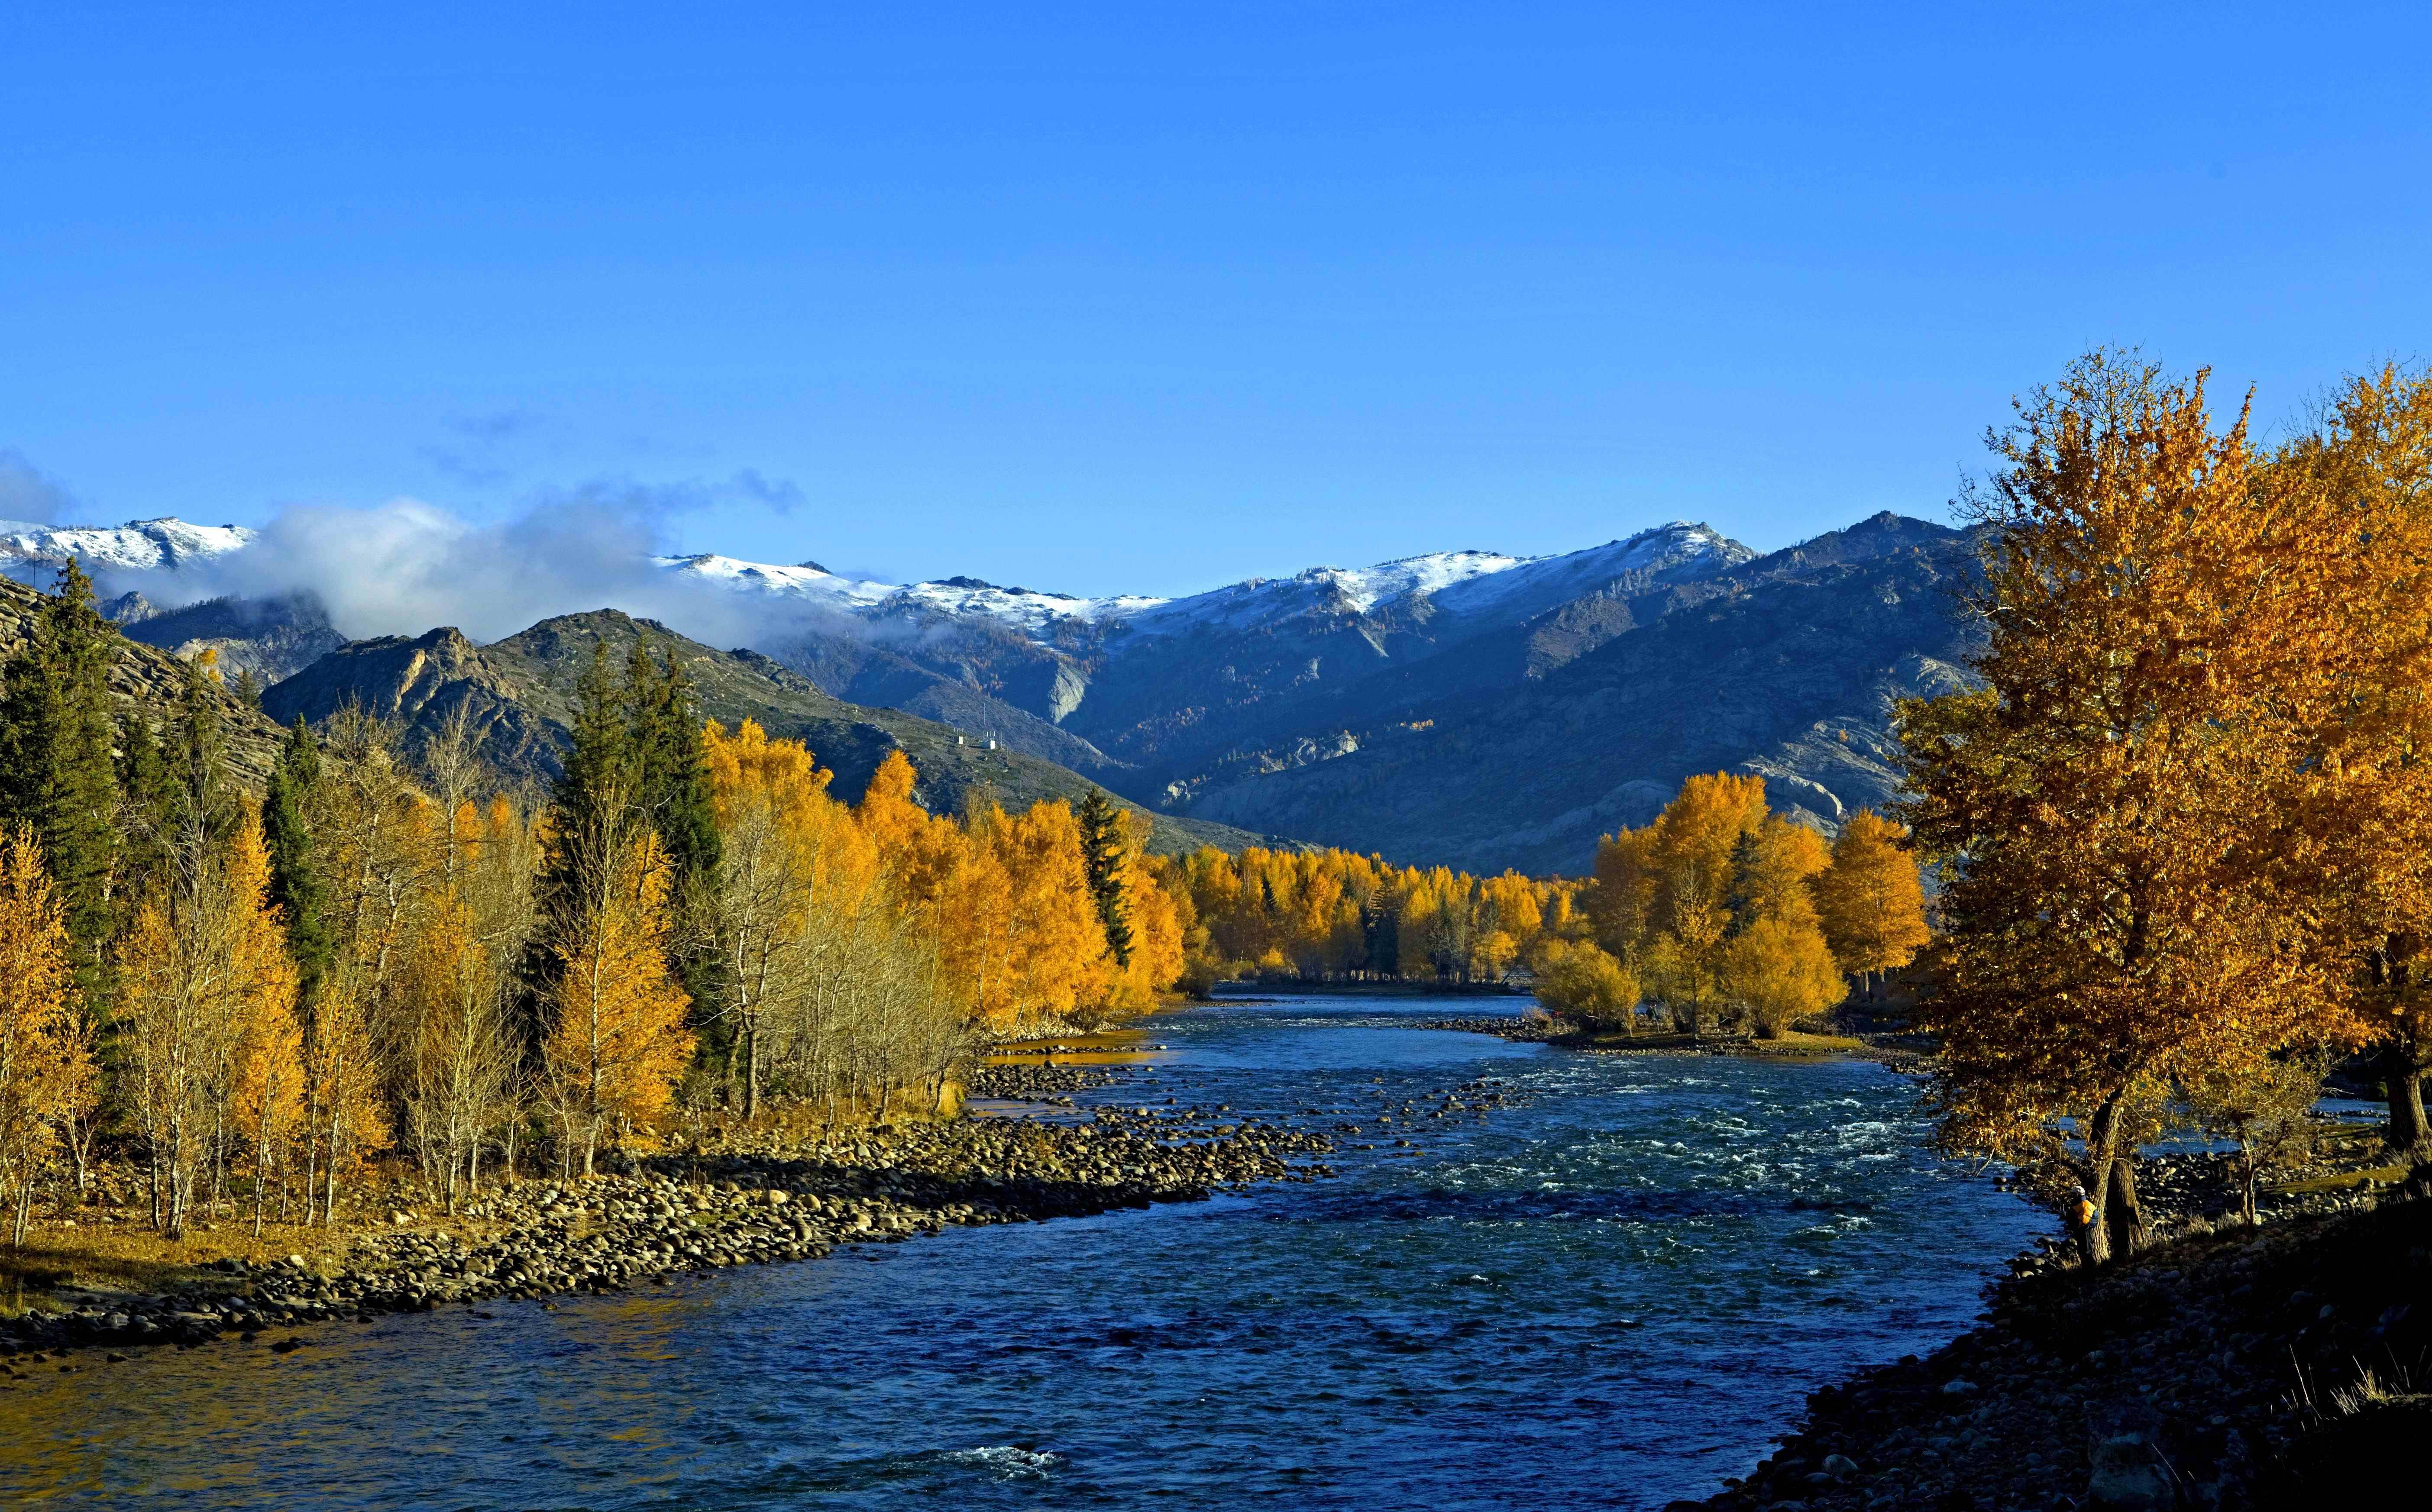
[0,1084,1336,1365]
[1423,1013,1936,1070]
[1684,1174,2432,1511]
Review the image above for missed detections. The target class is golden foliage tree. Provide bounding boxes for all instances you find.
[1898,352,2359,1263]
[0,828,95,1246]
[1721,914,1847,1038]
[1811,811,1931,994]
[223,808,304,1234]
[543,830,694,1175]
[2269,366,2432,1155]
[1532,938,1640,1027]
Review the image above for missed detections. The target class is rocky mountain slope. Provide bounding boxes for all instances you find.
[104,591,345,687]
[0,577,285,790]
[258,608,1281,857]
[1142,514,1982,873]
[7,508,1984,871]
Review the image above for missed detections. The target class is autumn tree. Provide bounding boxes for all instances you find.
[1898,351,2357,1265]
[119,804,303,1237]
[0,828,97,1246]
[1533,939,1640,1028]
[221,810,304,1234]
[1812,811,1931,996]
[1721,914,1848,1037]
[2267,366,2432,1156]
[543,828,693,1175]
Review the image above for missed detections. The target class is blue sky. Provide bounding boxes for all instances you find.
[4,3,2427,597]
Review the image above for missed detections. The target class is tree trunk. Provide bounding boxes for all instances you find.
[2105,1152,2149,1258]
[2083,1092,2126,1266]
[743,1023,760,1122]
[2384,1037,2430,1158]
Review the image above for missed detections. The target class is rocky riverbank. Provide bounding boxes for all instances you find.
[1680,1170,2432,1511]
[0,1095,1336,1366]
[1424,1014,1933,1069]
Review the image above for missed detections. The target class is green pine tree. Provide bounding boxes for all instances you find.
[115,711,174,918]
[631,640,722,892]
[164,652,233,875]
[1076,788,1134,967]
[629,639,727,1056]
[0,559,126,995]
[264,717,335,1005]
[539,640,640,930]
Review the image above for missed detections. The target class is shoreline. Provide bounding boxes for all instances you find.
[0,1066,1334,1367]
[1422,1013,1937,1070]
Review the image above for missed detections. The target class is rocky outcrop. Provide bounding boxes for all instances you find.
[0,577,285,790]
[110,592,346,686]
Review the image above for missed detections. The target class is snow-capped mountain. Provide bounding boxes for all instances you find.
[0,501,1979,874]
[0,517,254,581]
[654,520,1750,645]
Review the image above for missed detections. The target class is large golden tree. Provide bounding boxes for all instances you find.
[1899,352,2360,1263]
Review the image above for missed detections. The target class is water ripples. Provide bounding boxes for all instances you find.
[0,996,2050,1510]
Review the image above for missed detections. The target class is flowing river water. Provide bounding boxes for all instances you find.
[0,996,2050,1509]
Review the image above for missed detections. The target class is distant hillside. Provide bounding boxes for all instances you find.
[106,591,344,687]
[17,508,1986,873]
[260,607,1290,858]
[0,577,285,790]
[1138,514,1985,873]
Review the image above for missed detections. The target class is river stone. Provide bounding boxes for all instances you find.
[2086,1406,2177,1511]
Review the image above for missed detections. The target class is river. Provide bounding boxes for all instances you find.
[0,995,2049,1509]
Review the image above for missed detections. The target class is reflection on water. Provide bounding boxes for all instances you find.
[0,997,2050,1510]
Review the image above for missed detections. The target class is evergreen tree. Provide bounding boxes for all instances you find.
[0,560,123,995]
[114,713,174,918]
[264,718,336,1006]
[1075,788,1133,966]
[631,641,721,891]
[629,640,727,1055]
[536,642,640,985]
[552,643,637,853]
[163,653,233,878]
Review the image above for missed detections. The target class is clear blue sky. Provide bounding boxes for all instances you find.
[4,3,2427,596]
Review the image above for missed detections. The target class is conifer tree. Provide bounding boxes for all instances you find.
[630,640,725,1048]
[263,718,336,1008]
[164,652,233,878]
[1075,788,1134,967]
[115,712,174,911]
[534,642,639,1025]
[0,559,124,998]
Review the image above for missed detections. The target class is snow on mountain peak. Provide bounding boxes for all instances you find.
[0,516,255,580]
[0,513,1752,648]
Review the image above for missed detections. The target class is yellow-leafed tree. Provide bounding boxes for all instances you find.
[222,807,305,1235]
[1811,811,1931,995]
[0,827,95,1247]
[1532,938,1640,1029]
[1898,352,2361,1264]
[1721,914,1849,1038]
[545,830,694,1175]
